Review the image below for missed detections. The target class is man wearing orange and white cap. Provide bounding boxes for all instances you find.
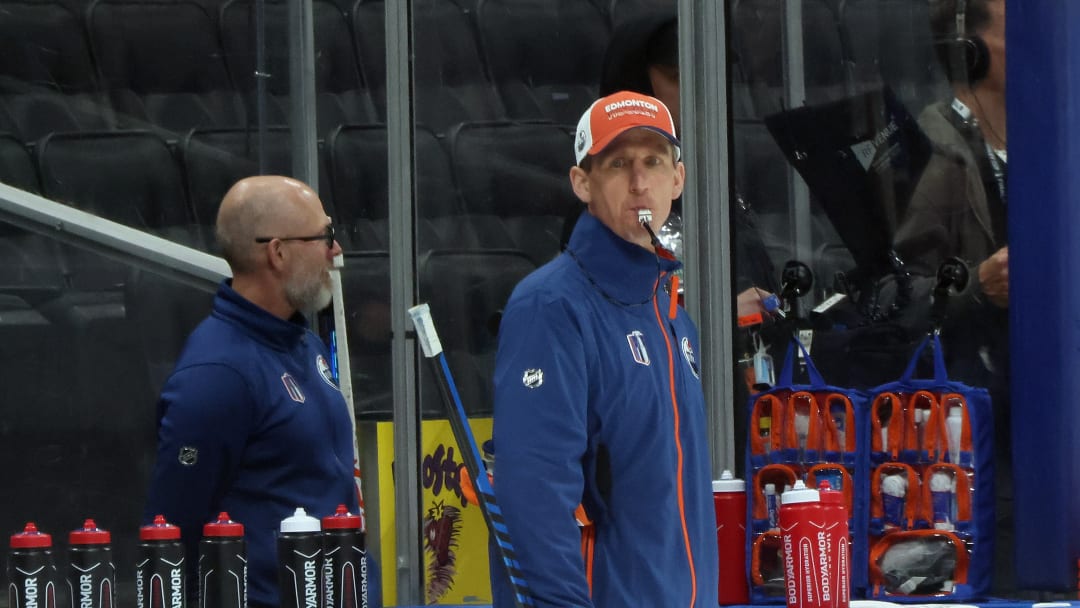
[490,90,719,607]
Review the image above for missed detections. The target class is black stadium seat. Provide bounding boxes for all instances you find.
[841,0,949,112]
[352,0,506,133]
[37,131,193,234]
[417,248,536,415]
[219,0,378,130]
[0,0,115,140]
[339,251,392,416]
[448,121,577,265]
[328,123,473,251]
[477,0,610,125]
[88,0,246,131]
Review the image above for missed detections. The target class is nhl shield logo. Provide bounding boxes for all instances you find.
[681,337,700,379]
[522,368,544,389]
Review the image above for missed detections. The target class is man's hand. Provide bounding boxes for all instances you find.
[978,246,1009,307]
[737,287,772,319]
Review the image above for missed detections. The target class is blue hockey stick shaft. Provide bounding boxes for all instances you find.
[408,304,536,608]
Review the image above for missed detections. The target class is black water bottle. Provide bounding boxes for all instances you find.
[321,505,368,608]
[8,522,59,608]
[199,512,246,608]
[67,519,116,608]
[136,514,186,608]
[277,508,322,608]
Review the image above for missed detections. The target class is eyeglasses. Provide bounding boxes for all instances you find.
[255,223,335,249]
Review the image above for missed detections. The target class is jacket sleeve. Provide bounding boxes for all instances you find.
[895,149,989,321]
[491,293,594,608]
[143,364,254,558]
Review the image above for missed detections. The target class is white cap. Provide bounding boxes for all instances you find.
[948,406,963,418]
[764,483,777,495]
[780,479,820,505]
[712,469,745,493]
[280,507,321,533]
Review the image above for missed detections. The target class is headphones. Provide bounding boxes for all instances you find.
[944,0,991,85]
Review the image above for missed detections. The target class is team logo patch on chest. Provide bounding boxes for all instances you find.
[626,330,651,366]
[681,336,700,379]
[316,354,339,389]
[281,372,305,403]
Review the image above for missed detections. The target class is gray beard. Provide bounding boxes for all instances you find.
[285,270,333,316]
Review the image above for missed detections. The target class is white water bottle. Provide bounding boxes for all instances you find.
[946,406,963,464]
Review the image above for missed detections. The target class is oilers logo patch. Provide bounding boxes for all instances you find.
[281,372,305,403]
[178,446,198,466]
[522,368,544,389]
[681,337,700,379]
[316,354,339,389]
[627,330,650,366]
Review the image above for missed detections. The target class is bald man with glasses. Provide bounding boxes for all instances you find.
[144,175,381,608]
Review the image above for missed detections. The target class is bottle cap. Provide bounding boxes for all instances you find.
[780,479,820,505]
[203,512,244,537]
[140,515,182,541]
[69,519,111,545]
[321,504,363,531]
[818,481,845,507]
[949,406,962,418]
[712,469,745,493]
[764,483,777,495]
[10,522,52,548]
[759,416,772,430]
[280,508,321,534]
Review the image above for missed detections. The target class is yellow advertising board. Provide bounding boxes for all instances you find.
[376,418,493,605]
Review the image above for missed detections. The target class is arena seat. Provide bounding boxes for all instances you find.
[417,248,536,415]
[476,0,609,125]
[730,0,847,118]
[219,0,378,131]
[841,0,950,113]
[327,123,500,252]
[447,121,577,265]
[339,251,393,416]
[0,0,116,140]
[352,0,506,134]
[88,0,246,130]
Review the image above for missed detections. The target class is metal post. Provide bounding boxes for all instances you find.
[385,0,423,603]
[679,0,735,473]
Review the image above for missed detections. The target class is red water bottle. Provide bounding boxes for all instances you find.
[818,481,850,608]
[713,470,749,604]
[779,480,826,608]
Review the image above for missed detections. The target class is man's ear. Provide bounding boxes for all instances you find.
[671,161,686,200]
[569,165,592,204]
[264,239,288,272]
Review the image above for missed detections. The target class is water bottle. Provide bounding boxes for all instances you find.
[713,470,749,605]
[946,405,963,464]
[8,522,59,608]
[67,519,116,608]
[321,504,368,608]
[136,514,186,608]
[778,481,826,608]
[818,481,851,608]
[278,508,322,608]
[199,512,247,608]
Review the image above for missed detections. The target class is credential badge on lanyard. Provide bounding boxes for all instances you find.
[752,334,775,388]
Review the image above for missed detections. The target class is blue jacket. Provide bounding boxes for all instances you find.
[491,212,719,607]
[144,281,371,607]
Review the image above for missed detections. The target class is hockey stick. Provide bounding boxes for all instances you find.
[407,303,535,608]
